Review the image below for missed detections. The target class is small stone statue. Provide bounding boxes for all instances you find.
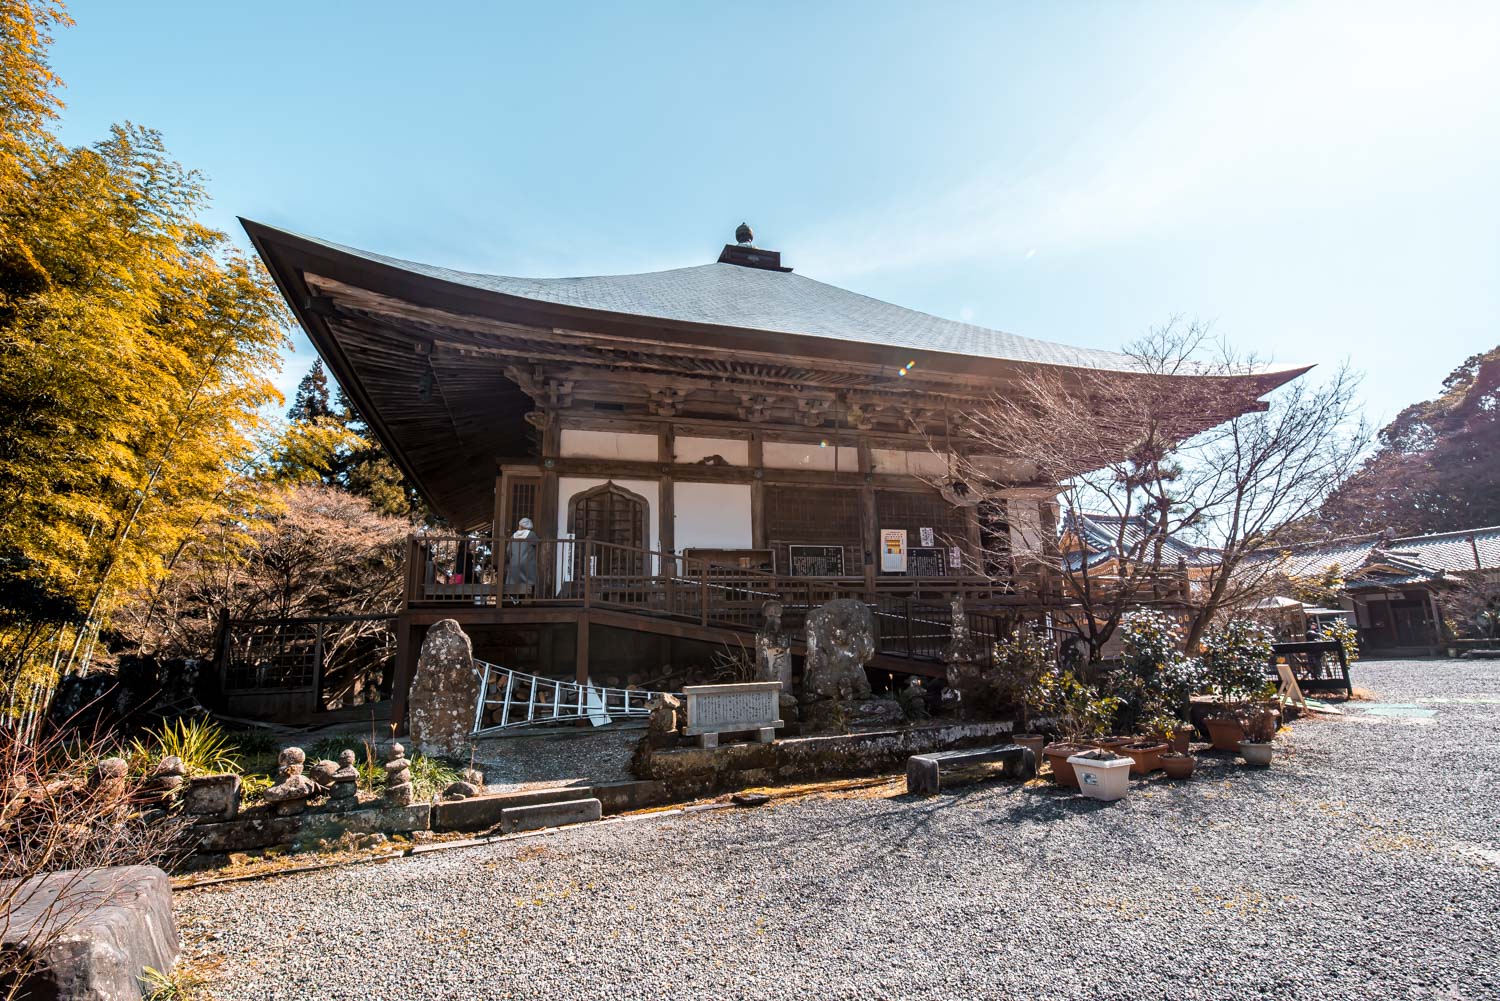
[898,676,931,722]
[275,746,306,784]
[91,757,129,801]
[941,596,981,672]
[754,599,794,689]
[264,747,317,816]
[329,749,360,807]
[803,599,875,700]
[142,755,187,803]
[307,759,339,794]
[384,743,414,806]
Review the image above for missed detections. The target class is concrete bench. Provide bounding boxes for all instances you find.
[905,744,1036,794]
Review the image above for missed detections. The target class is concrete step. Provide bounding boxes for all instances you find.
[499,798,602,834]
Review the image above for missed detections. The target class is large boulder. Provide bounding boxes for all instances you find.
[803,599,875,700]
[408,619,484,758]
[1,865,179,1000]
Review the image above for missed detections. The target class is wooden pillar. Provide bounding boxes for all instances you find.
[391,613,416,735]
[575,612,590,685]
[492,471,507,595]
[539,413,561,596]
[749,434,767,550]
[859,441,877,594]
[658,424,675,557]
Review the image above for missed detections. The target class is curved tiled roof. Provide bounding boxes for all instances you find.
[279,227,1177,372]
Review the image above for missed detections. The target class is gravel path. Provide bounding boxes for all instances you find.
[177,659,1500,1000]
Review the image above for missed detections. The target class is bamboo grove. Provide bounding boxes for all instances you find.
[0,1,291,719]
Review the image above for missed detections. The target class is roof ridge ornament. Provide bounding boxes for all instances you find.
[718,223,792,272]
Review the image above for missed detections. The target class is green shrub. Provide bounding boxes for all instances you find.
[1317,617,1360,666]
[128,717,241,777]
[1201,618,1275,704]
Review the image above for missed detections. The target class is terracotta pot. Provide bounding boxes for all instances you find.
[1202,716,1245,752]
[1169,726,1194,754]
[1011,733,1046,767]
[1160,752,1196,780]
[1121,740,1168,776]
[1238,741,1274,767]
[1091,736,1134,753]
[1044,742,1086,788]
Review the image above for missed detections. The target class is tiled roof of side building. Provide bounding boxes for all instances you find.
[1238,534,1386,579]
[271,225,1309,375]
[1384,526,1500,573]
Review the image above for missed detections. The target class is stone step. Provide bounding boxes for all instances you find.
[499,797,602,834]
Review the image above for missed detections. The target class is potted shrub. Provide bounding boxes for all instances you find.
[1159,751,1196,779]
[1066,748,1133,802]
[1029,667,1120,788]
[1200,619,1276,752]
[1237,705,1278,767]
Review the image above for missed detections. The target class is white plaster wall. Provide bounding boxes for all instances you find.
[906,451,950,478]
[870,448,908,474]
[1009,501,1046,564]
[673,482,753,552]
[675,436,749,466]
[559,429,659,462]
[763,441,859,471]
[870,448,957,477]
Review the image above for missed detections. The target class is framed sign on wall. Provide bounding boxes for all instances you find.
[788,544,846,577]
[907,547,947,578]
[880,529,908,573]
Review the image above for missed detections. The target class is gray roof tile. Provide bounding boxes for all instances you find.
[287,229,1153,371]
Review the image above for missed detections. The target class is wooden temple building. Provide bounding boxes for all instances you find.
[244,220,1303,727]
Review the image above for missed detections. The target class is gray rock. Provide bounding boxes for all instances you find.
[0,865,179,1000]
[441,780,480,801]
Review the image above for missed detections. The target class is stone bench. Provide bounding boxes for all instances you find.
[905,744,1036,795]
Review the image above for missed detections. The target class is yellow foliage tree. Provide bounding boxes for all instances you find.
[0,0,290,715]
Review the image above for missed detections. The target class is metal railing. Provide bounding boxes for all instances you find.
[470,660,669,734]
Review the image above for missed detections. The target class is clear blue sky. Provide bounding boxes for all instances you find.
[50,1,1500,425]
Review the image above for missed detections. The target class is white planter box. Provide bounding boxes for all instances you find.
[1067,753,1132,802]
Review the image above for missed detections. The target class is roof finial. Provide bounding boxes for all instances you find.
[735,222,754,246]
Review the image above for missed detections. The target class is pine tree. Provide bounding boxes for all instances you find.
[287,359,332,422]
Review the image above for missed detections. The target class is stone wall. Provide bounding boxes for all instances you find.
[635,720,1017,799]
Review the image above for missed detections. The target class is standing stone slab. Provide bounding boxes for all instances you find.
[682,682,784,748]
[408,618,483,758]
[1,865,179,1000]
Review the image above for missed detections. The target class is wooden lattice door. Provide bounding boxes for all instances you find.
[568,483,648,579]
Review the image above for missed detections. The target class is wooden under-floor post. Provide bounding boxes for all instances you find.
[575,612,590,685]
[391,614,415,735]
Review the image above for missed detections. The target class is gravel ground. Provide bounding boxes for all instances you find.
[177,659,1499,1001]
